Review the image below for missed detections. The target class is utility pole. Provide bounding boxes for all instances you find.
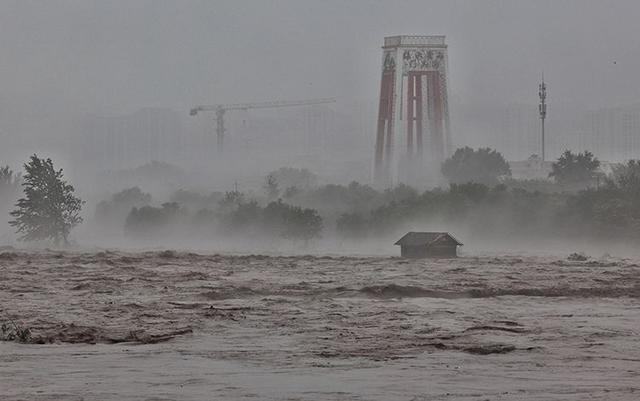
[538,73,547,161]
[215,108,226,151]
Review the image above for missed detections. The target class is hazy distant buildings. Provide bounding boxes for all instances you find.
[180,102,373,185]
[471,102,640,166]
[581,107,640,162]
[76,108,183,171]
[451,102,541,162]
[499,102,640,164]
[500,103,540,161]
[509,155,552,180]
[458,102,597,164]
[65,101,640,188]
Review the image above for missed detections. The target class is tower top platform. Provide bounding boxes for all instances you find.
[383,35,446,48]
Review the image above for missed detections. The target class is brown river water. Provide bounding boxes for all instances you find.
[1,249,639,400]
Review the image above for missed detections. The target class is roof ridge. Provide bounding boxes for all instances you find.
[394,231,463,246]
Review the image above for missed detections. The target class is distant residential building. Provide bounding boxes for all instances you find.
[501,103,540,161]
[581,107,640,162]
[509,154,552,180]
[77,108,183,171]
[510,154,617,182]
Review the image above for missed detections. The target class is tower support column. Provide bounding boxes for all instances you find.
[373,35,451,188]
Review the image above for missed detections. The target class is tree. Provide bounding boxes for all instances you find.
[95,187,151,222]
[262,200,323,241]
[282,186,301,200]
[382,183,419,204]
[9,155,84,245]
[549,150,600,188]
[302,181,381,214]
[264,174,280,200]
[228,200,262,232]
[0,166,20,193]
[125,202,181,236]
[267,167,317,190]
[441,147,511,186]
[336,212,367,238]
[610,160,640,194]
[282,206,323,241]
[0,166,21,208]
[0,166,21,234]
[218,190,245,211]
[169,189,222,212]
[112,186,152,205]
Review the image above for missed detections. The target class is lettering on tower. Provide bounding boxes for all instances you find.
[374,35,451,188]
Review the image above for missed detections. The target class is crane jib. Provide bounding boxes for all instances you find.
[188,97,336,152]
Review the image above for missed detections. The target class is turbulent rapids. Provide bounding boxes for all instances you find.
[1,249,640,400]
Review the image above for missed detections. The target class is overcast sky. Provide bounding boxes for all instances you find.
[1,0,640,115]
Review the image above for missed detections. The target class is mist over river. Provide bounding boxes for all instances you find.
[1,249,639,400]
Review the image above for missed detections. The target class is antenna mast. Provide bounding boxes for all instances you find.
[538,73,547,161]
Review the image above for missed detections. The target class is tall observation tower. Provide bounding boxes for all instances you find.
[374,35,451,188]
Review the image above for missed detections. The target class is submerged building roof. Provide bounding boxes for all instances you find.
[394,232,463,246]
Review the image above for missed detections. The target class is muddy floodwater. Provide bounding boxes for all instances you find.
[1,249,639,400]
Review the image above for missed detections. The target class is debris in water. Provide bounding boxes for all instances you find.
[568,252,589,261]
[463,344,517,355]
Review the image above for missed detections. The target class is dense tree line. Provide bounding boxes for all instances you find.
[120,191,323,242]
[4,146,634,247]
[330,153,640,240]
[91,148,640,244]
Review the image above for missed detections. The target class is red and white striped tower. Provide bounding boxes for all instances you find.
[374,35,451,188]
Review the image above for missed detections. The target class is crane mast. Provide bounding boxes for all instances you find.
[190,98,335,152]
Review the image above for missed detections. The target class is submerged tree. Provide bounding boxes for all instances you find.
[9,155,84,245]
[441,147,511,186]
[549,150,600,188]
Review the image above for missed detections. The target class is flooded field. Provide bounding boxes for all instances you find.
[1,249,639,400]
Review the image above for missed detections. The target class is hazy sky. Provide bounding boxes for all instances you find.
[1,0,640,115]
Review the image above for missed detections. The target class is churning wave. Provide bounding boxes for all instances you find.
[357,283,640,299]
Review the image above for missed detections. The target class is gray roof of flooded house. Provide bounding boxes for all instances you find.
[394,232,463,246]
